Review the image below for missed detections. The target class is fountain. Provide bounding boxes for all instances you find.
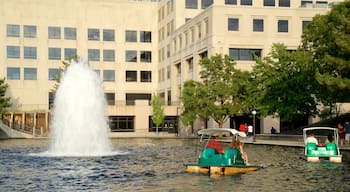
[45,59,113,156]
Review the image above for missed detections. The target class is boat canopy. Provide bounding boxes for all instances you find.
[198,128,247,138]
[302,127,339,144]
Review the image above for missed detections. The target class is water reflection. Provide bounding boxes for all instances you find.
[0,138,350,191]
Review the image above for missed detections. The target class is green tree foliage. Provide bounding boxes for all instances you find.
[151,93,165,133]
[181,54,249,128]
[302,1,350,101]
[52,55,79,92]
[0,78,11,114]
[251,43,318,122]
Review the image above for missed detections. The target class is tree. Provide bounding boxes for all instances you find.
[151,93,165,134]
[52,55,79,92]
[0,78,11,115]
[302,1,350,107]
[181,54,249,128]
[251,43,318,122]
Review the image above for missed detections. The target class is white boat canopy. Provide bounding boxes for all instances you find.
[198,128,247,138]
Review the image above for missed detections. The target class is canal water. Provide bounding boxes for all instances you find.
[1,138,350,191]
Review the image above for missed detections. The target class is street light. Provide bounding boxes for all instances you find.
[252,110,256,142]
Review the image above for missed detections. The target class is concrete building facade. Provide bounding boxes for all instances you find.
[0,0,342,136]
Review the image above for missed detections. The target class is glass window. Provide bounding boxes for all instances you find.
[140,51,152,63]
[24,47,37,59]
[253,19,264,32]
[185,0,198,8]
[278,20,288,32]
[302,20,311,32]
[103,29,115,41]
[279,0,290,7]
[48,26,61,39]
[141,71,152,82]
[125,30,137,42]
[64,48,77,60]
[202,0,213,9]
[64,27,76,40]
[105,93,115,105]
[24,68,37,80]
[126,71,137,82]
[103,70,115,82]
[24,25,37,38]
[88,28,99,41]
[228,18,239,31]
[264,0,275,6]
[48,48,61,60]
[315,1,328,8]
[229,48,262,60]
[301,0,313,7]
[225,0,237,5]
[88,49,100,61]
[103,49,115,62]
[7,46,20,58]
[48,68,59,80]
[140,31,152,43]
[109,116,134,132]
[240,0,252,5]
[126,50,137,62]
[7,24,20,37]
[7,67,20,80]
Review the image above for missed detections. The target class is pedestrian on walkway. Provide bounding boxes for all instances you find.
[344,121,350,145]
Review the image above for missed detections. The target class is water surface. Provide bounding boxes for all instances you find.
[0,138,349,191]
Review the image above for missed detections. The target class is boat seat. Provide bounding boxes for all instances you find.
[224,148,244,165]
[201,148,216,158]
[325,142,337,155]
[306,142,317,150]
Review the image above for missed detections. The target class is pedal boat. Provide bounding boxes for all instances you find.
[184,128,261,176]
[303,127,342,163]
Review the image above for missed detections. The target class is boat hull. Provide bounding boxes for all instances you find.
[185,163,259,176]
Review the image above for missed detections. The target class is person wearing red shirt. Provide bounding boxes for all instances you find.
[206,136,224,154]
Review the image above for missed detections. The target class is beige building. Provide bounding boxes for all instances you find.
[0,0,342,136]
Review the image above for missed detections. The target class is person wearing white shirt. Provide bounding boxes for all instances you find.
[306,133,318,145]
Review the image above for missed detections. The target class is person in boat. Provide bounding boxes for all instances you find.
[325,133,334,144]
[206,136,224,154]
[229,138,249,165]
[338,122,345,146]
[306,133,318,145]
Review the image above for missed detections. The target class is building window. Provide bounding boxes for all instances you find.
[7,67,20,80]
[64,48,77,60]
[24,47,37,59]
[125,30,137,42]
[302,20,311,32]
[126,93,151,105]
[202,0,213,9]
[228,18,239,31]
[186,0,198,9]
[126,50,137,62]
[7,24,20,37]
[140,31,152,42]
[105,93,115,105]
[48,27,61,39]
[48,48,61,60]
[240,0,252,5]
[49,92,54,109]
[24,25,37,38]
[88,28,100,41]
[126,71,137,82]
[167,66,171,79]
[279,0,290,7]
[24,68,37,80]
[109,116,134,132]
[88,49,100,61]
[103,29,115,41]
[278,20,289,32]
[141,71,152,82]
[301,1,313,7]
[264,0,275,6]
[253,19,264,32]
[7,46,20,58]
[103,50,115,62]
[103,70,115,82]
[48,68,59,80]
[229,48,262,60]
[225,0,237,5]
[64,27,76,40]
[315,1,328,8]
[140,51,152,63]
[167,90,172,105]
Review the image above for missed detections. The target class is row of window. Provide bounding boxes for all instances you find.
[6,46,152,63]
[7,67,152,82]
[7,25,152,43]
[228,18,311,33]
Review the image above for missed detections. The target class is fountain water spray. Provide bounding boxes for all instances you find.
[46,59,112,156]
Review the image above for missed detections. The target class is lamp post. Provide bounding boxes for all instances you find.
[252,110,256,142]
